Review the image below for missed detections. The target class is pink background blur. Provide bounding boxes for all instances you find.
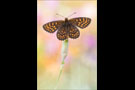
[37,0,97,89]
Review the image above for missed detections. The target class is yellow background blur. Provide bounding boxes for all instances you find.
[37,0,97,89]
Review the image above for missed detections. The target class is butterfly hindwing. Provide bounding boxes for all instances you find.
[43,20,64,33]
[69,17,91,29]
[68,25,80,39]
[56,26,68,40]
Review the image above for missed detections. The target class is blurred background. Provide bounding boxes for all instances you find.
[37,0,97,90]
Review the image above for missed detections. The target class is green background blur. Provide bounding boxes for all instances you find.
[37,0,97,90]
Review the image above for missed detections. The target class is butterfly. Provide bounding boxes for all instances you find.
[43,17,91,40]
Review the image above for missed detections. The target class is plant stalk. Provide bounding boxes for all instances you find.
[54,39,69,89]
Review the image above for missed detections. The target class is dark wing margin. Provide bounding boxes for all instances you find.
[69,17,91,29]
[43,20,64,33]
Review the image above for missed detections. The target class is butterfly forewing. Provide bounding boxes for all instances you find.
[69,17,91,29]
[68,25,80,39]
[43,20,64,33]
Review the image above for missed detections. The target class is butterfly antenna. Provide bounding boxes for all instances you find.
[67,12,77,18]
[56,13,65,18]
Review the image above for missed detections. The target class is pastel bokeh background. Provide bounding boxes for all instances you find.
[37,0,97,90]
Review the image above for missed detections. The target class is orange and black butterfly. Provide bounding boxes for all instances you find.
[43,17,91,40]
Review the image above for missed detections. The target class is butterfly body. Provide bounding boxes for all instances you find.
[43,17,91,40]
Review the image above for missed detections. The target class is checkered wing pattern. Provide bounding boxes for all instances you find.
[56,26,68,40]
[69,17,91,29]
[68,25,80,39]
[43,20,64,33]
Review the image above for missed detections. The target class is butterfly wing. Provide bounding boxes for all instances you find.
[43,20,64,33]
[68,25,80,39]
[69,17,91,29]
[56,26,68,40]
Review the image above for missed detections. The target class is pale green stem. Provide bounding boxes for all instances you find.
[54,39,69,89]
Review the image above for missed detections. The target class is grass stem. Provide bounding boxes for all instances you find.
[54,39,69,89]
